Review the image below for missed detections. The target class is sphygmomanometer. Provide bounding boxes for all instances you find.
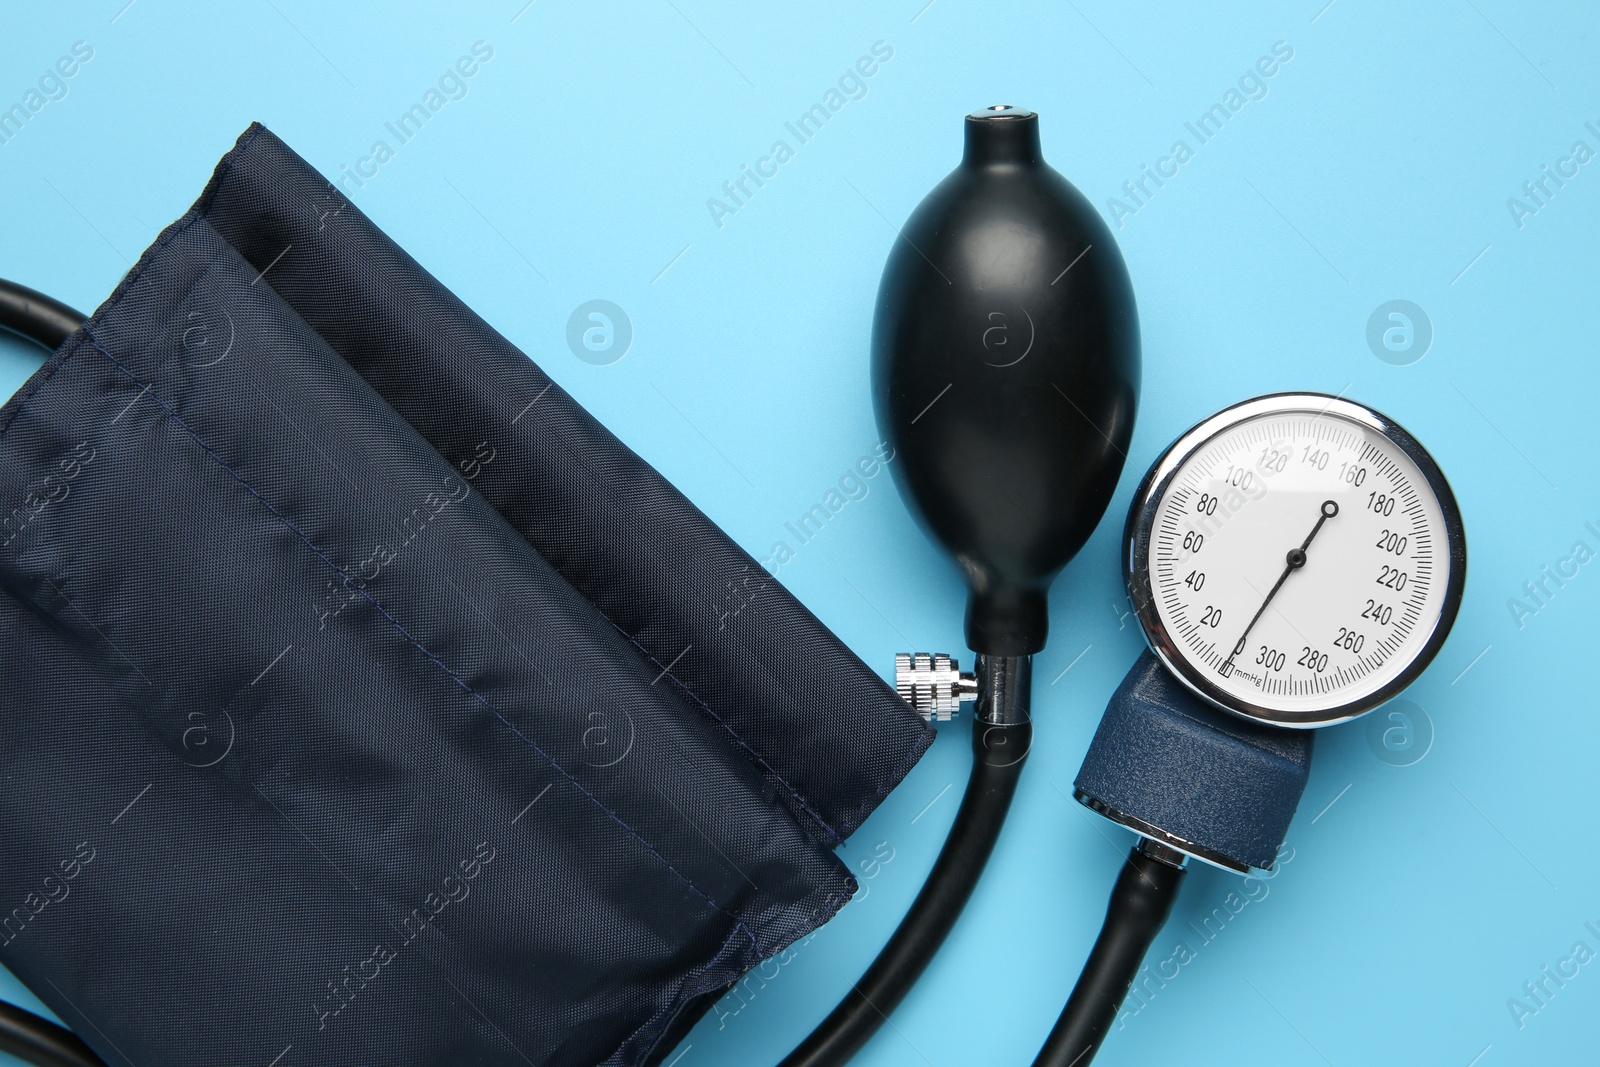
[0,107,1462,1067]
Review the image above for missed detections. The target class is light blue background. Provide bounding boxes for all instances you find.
[2,2,1596,1065]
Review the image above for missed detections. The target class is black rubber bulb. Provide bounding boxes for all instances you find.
[873,106,1140,655]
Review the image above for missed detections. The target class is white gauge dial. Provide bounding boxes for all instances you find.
[1128,395,1464,727]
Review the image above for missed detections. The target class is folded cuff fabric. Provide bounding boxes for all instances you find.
[0,123,932,1067]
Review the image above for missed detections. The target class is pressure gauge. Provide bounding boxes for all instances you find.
[1126,394,1466,727]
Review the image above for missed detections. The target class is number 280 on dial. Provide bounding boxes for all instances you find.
[1126,394,1466,727]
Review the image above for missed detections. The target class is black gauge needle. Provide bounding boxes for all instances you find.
[1220,499,1339,674]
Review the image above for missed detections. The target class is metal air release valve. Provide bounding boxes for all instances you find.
[894,653,978,722]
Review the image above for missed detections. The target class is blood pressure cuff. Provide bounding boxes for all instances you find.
[0,123,932,1067]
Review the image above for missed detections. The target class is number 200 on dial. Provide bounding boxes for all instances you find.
[1127,394,1466,727]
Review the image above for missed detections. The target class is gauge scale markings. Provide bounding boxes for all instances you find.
[1130,397,1463,723]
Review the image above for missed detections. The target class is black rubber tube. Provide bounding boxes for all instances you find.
[0,279,86,352]
[779,715,1030,1067]
[1032,845,1186,1067]
[0,1003,105,1067]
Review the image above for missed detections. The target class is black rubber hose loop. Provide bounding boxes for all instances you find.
[1032,846,1186,1067]
[0,1002,106,1067]
[0,279,86,352]
[779,715,1030,1067]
